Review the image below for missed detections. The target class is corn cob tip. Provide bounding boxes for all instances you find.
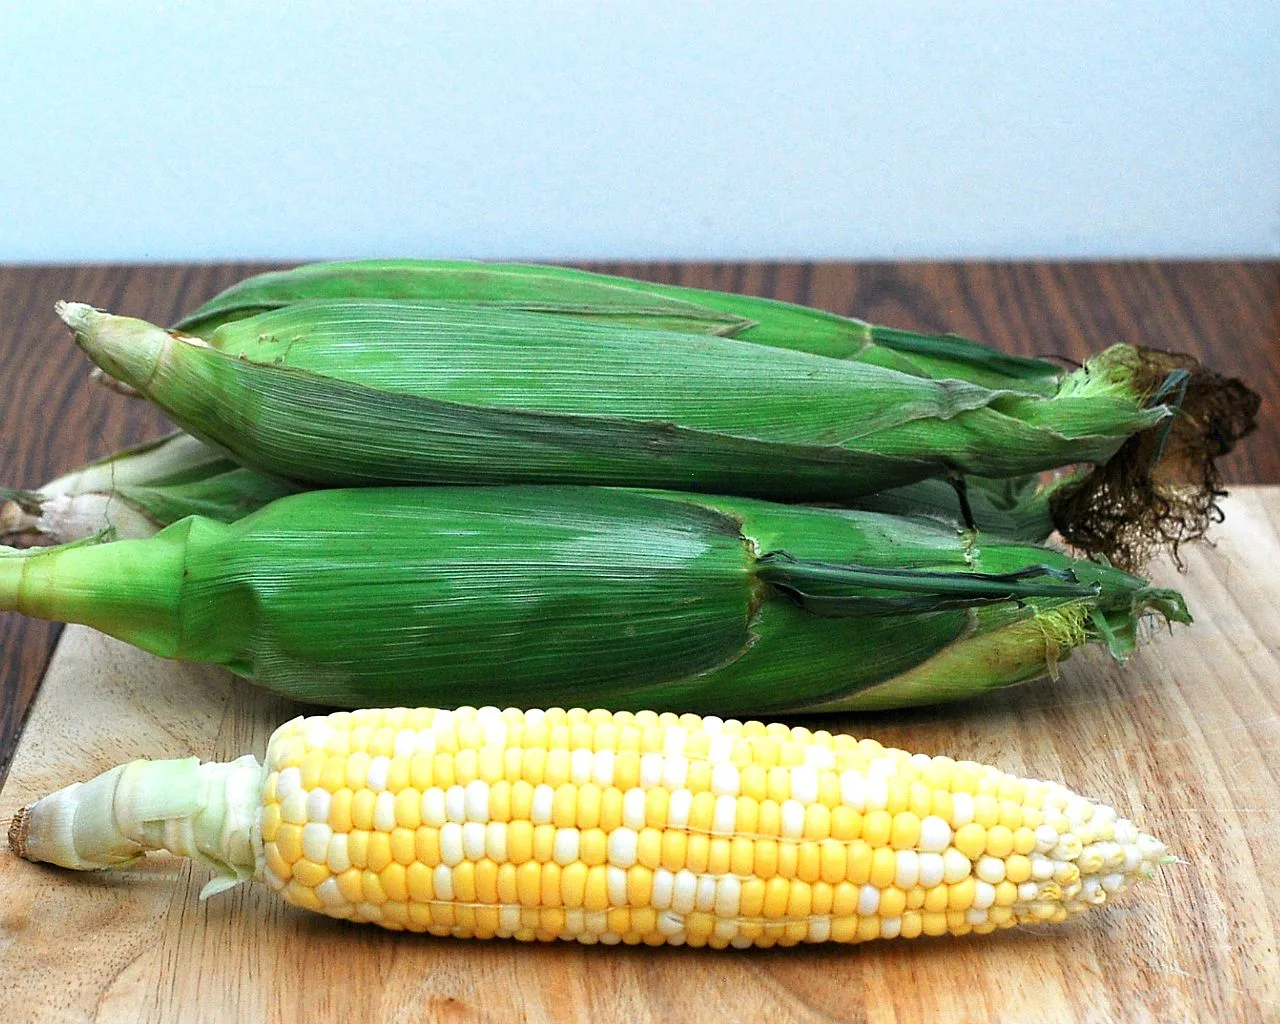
[56,301,172,395]
[7,804,32,860]
[54,300,100,334]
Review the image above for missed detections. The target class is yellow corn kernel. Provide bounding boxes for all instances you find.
[948,877,977,911]
[862,810,892,848]
[350,789,376,832]
[515,860,542,906]
[831,916,859,943]
[954,822,987,859]
[740,765,767,802]
[475,859,499,903]
[552,784,576,828]
[891,812,921,850]
[829,805,861,841]
[387,757,411,794]
[763,876,791,919]
[775,841,798,880]
[627,865,652,907]
[275,823,303,866]
[390,828,416,866]
[496,863,518,904]
[974,794,1001,829]
[846,840,873,885]
[324,788,352,834]
[820,839,847,884]
[689,792,716,834]
[539,863,561,907]
[985,825,1015,859]
[637,829,665,870]
[507,821,533,864]
[532,824,555,863]
[661,831,688,872]
[885,777,910,815]
[856,916,881,942]
[869,846,898,889]
[803,803,831,841]
[260,803,282,844]
[381,862,408,902]
[264,844,293,883]
[740,877,767,918]
[346,830,369,869]
[489,781,511,822]
[908,781,933,819]
[362,869,387,906]
[584,866,610,911]
[923,884,950,913]
[478,746,504,784]
[1012,826,1038,856]
[754,838,780,880]
[687,834,710,874]
[787,842,817,885]
[921,911,949,937]
[561,862,588,908]
[406,861,433,902]
[366,832,393,873]
[291,857,329,888]
[1006,854,1033,884]
[645,788,669,828]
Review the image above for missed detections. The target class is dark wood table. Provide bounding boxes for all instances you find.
[2,261,1276,784]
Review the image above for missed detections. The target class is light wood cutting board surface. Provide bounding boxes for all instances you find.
[2,489,1278,1024]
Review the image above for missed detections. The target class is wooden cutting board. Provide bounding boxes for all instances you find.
[2,489,1278,1024]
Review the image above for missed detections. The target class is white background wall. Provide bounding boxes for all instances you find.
[1,1,1276,262]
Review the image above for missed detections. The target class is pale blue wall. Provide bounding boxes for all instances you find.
[1,1,1276,261]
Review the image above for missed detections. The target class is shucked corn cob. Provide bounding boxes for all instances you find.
[0,486,1186,713]
[9,705,1169,947]
[0,431,1055,546]
[173,259,1065,393]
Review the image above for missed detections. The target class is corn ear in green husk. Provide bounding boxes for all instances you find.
[0,485,1188,714]
[174,259,1064,393]
[1,430,1057,545]
[60,300,1170,500]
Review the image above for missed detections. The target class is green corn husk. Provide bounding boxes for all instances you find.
[59,301,1172,499]
[1,430,1057,545]
[174,259,1064,393]
[0,433,295,543]
[0,485,1188,714]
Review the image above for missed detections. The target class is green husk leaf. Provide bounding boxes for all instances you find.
[174,259,1064,393]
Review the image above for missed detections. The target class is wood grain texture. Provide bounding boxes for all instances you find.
[1,489,1278,1023]
[1,260,1276,787]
